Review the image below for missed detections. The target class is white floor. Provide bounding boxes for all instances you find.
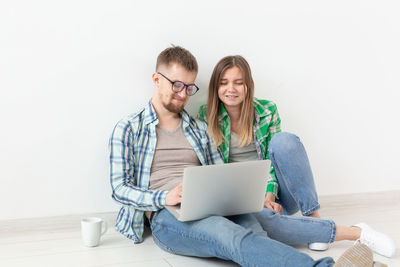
[1,191,399,267]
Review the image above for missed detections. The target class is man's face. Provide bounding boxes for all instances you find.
[155,63,197,114]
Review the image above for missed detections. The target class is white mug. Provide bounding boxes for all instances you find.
[81,217,108,247]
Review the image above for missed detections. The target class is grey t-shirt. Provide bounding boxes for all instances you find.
[149,120,201,191]
[229,132,258,163]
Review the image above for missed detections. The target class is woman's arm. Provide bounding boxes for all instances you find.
[264,101,282,198]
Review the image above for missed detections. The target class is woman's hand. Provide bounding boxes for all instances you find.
[166,183,182,206]
[264,193,283,214]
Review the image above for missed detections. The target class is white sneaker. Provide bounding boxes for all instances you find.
[354,223,396,258]
[308,242,329,251]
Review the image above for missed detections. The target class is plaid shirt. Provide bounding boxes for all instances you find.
[109,100,224,243]
[198,98,282,197]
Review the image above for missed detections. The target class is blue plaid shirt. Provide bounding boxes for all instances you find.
[109,100,224,243]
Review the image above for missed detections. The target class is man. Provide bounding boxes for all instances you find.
[109,46,378,266]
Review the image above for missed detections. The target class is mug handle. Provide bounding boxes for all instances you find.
[101,220,108,236]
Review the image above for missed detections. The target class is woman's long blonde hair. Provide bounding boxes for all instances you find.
[207,55,254,147]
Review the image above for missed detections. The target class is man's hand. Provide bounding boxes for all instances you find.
[166,183,182,206]
[264,193,282,214]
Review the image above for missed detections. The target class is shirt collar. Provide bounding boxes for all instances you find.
[219,103,229,121]
[143,100,159,125]
[218,98,271,123]
[253,97,271,118]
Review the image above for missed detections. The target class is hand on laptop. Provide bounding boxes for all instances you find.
[166,183,182,206]
[264,193,283,214]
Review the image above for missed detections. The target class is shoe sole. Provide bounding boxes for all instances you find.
[334,243,373,267]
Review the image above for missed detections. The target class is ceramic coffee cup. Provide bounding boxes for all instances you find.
[81,217,108,247]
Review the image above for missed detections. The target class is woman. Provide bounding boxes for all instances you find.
[198,55,396,257]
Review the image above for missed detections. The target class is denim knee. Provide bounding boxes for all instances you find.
[268,132,300,155]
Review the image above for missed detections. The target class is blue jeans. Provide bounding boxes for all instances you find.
[268,132,320,216]
[254,209,336,244]
[151,209,335,267]
[151,132,337,265]
[252,132,337,245]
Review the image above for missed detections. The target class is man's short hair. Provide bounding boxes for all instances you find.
[156,45,198,72]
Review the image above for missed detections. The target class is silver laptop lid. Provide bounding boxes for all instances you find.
[176,160,270,221]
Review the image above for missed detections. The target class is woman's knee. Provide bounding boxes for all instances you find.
[269,132,301,155]
[256,208,278,220]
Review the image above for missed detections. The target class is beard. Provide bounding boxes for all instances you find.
[163,96,185,114]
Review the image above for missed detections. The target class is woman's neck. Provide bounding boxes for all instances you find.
[225,105,241,122]
[225,106,241,133]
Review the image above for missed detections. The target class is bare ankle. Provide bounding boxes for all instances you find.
[350,226,362,240]
[336,226,362,241]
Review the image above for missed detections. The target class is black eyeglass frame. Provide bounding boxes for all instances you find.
[157,72,199,96]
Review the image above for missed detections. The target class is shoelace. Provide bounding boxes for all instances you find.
[355,235,375,250]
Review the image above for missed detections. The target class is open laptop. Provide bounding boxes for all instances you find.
[166,160,270,222]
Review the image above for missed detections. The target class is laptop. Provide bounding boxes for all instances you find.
[166,160,270,222]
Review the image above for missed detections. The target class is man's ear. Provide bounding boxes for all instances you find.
[152,72,159,87]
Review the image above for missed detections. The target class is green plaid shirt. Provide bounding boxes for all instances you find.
[198,98,282,197]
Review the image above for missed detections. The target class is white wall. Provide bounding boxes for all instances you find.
[1,0,399,220]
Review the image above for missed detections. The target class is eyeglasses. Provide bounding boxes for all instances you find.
[158,72,199,96]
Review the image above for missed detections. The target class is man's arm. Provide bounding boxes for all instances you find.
[109,119,167,211]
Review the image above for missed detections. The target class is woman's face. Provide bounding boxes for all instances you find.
[218,66,246,110]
